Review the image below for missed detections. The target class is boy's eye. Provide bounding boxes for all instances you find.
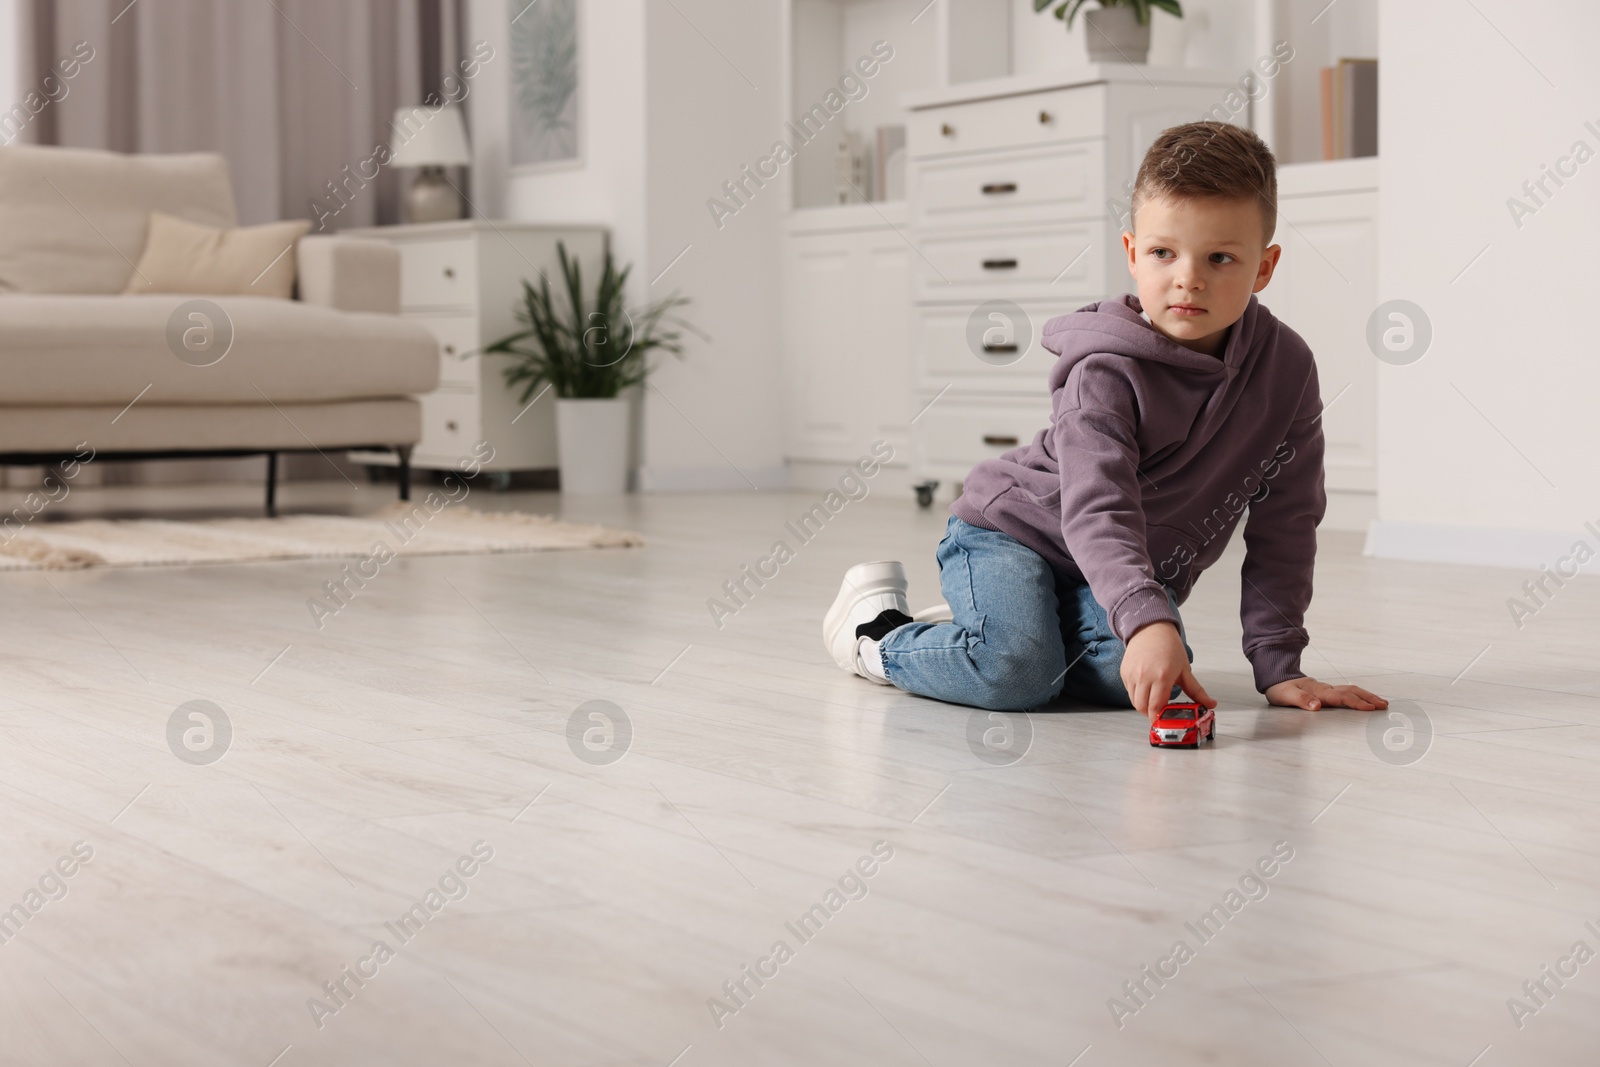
[1210,252,1235,264]
[1150,248,1172,259]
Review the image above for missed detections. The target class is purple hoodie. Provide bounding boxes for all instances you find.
[950,292,1326,692]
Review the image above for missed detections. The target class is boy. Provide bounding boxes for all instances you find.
[822,122,1386,721]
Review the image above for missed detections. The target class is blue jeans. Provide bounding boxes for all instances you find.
[879,516,1190,711]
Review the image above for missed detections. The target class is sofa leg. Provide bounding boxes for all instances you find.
[396,445,412,502]
[264,452,278,518]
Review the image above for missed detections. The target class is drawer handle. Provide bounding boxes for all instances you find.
[940,123,955,137]
[982,343,1019,354]
[1038,110,1053,125]
[982,258,1019,271]
[983,435,1019,447]
[442,344,456,356]
[981,182,1018,195]
[445,420,459,432]
[443,266,456,279]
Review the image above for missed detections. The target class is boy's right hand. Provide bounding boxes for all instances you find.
[1122,621,1216,721]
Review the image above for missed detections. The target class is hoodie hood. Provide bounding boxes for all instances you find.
[1041,293,1268,393]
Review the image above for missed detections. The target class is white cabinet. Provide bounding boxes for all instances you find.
[344,220,607,474]
[776,63,1382,517]
[1267,158,1380,529]
[904,66,1241,495]
[781,204,913,466]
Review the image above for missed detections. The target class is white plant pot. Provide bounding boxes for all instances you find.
[1083,7,1151,64]
[555,397,630,495]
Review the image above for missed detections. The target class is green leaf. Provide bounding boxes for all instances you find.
[484,240,699,401]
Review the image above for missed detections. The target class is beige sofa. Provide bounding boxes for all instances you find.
[0,144,439,513]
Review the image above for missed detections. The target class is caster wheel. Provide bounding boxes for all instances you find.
[913,480,939,508]
[487,471,513,492]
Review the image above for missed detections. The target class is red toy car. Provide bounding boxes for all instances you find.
[1150,702,1215,748]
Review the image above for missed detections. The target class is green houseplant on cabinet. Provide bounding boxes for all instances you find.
[485,242,697,494]
[1032,0,1183,64]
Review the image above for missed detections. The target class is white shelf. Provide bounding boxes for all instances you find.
[1278,157,1380,196]
[783,0,1011,211]
[785,200,909,234]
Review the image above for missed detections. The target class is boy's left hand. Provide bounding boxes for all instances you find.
[1265,677,1387,712]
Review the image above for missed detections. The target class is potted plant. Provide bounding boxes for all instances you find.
[486,242,697,494]
[1033,0,1182,65]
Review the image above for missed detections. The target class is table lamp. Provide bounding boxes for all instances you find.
[389,105,471,223]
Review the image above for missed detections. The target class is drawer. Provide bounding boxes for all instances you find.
[400,237,477,310]
[908,84,1106,159]
[915,303,1065,393]
[913,143,1105,229]
[915,223,1102,301]
[416,387,481,460]
[408,313,481,387]
[914,398,1054,472]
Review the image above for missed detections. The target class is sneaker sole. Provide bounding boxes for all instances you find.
[822,561,908,673]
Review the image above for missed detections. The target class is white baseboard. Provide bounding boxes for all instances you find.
[1364,518,1600,574]
[1322,490,1377,533]
[636,464,788,492]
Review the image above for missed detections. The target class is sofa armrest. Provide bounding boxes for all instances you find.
[297,235,401,315]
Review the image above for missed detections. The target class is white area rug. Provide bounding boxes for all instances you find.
[0,503,644,571]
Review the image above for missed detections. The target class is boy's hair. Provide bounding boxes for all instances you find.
[1130,121,1278,244]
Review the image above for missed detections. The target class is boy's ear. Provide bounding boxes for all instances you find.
[1252,244,1282,293]
[1122,229,1137,276]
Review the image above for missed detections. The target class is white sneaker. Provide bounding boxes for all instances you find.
[823,561,910,681]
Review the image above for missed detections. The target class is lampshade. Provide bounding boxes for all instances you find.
[389,105,471,167]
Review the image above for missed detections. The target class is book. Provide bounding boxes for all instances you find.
[874,125,906,202]
[1342,58,1378,158]
[1320,66,1336,160]
[1320,58,1378,160]
[836,130,866,204]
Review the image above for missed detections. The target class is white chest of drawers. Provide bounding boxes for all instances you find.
[345,220,607,475]
[903,66,1240,496]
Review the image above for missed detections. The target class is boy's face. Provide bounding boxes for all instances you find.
[1122,195,1281,357]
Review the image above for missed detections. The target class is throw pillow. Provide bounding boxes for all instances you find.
[122,212,312,299]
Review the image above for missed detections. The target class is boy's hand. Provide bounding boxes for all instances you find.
[1122,621,1216,721]
[1265,677,1388,712]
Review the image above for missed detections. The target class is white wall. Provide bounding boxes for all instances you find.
[0,0,21,138]
[641,0,786,489]
[466,0,647,282]
[468,0,785,490]
[1371,0,1600,570]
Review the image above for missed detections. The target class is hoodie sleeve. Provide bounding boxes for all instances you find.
[1054,356,1181,643]
[1238,363,1327,692]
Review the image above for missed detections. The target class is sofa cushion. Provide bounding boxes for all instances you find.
[0,295,441,405]
[0,145,237,295]
[123,213,312,300]
[0,399,421,454]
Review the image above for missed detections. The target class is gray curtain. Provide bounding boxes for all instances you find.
[22,0,467,229]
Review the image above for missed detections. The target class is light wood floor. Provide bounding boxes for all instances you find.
[2,481,1598,1066]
